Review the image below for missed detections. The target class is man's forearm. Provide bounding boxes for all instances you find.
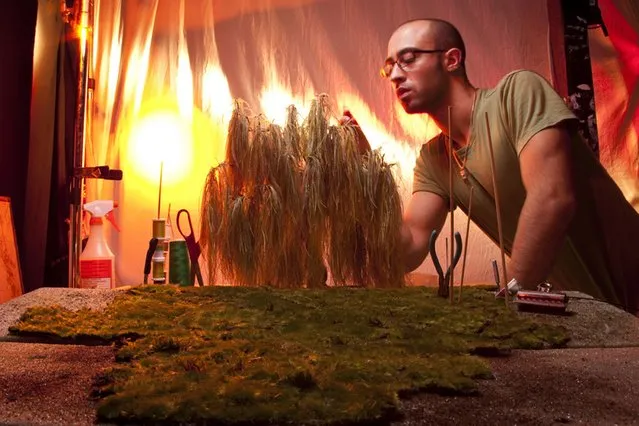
[400,223,428,273]
[509,191,576,288]
[399,192,449,274]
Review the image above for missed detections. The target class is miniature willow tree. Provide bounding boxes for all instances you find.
[199,95,404,288]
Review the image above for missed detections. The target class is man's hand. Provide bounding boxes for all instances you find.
[338,110,372,154]
[338,110,358,126]
[336,111,449,272]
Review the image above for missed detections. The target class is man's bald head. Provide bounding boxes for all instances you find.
[385,18,470,113]
[393,19,466,70]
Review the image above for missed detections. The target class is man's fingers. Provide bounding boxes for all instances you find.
[339,110,359,126]
[337,110,370,154]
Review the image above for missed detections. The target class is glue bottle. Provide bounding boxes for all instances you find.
[80,200,120,289]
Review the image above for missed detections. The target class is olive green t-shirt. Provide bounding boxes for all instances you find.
[413,70,639,313]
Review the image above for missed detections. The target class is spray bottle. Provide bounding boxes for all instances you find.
[80,200,120,289]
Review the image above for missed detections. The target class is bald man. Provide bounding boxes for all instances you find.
[359,18,639,314]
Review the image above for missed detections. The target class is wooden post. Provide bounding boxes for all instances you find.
[0,197,24,303]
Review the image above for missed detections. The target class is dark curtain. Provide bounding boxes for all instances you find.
[0,1,38,286]
[43,21,78,288]
[0,0,78,291]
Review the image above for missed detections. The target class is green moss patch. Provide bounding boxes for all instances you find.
[9,285,569,425]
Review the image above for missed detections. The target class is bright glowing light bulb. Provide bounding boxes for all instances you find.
[126,110,193,184]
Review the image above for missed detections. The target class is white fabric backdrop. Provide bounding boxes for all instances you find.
[86,0,636,286]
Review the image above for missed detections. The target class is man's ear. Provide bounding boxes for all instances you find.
[445,48,463,72]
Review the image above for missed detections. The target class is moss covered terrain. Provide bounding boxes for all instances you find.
[9,285,569,425]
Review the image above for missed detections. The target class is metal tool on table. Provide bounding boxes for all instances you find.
[429,229,462,298]
[513,282,569,314]
[176,208,205,286]
[491,259,501,291]
[493,261,569,314]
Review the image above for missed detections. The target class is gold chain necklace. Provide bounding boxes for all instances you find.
[452,89,478,182]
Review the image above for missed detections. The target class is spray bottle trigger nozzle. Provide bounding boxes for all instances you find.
[105,211,121,232]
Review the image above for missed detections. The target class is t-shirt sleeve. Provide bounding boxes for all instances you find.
[500,70,577,155]
[412,142,449,203]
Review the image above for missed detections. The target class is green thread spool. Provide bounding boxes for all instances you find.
[169,240,191,286]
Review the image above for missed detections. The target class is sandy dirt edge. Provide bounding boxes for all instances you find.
[395,347,639,425]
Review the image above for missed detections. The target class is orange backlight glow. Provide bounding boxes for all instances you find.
[126,108,193,185]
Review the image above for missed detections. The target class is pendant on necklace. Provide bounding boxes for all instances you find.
[459,167,469,182]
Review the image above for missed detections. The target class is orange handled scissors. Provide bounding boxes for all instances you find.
[176,209,204,286]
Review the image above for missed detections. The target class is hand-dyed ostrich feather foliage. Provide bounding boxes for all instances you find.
[199,96,405,288]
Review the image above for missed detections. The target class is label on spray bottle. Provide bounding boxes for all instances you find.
[80,258,114,289]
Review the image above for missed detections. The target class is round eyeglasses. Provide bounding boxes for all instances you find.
[380,48,446,78]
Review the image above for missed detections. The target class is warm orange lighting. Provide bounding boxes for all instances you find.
[115,99,226,285]
[202,66,234,121]
[126,108,193,185]
[259,57,316,126]
[394,107,441,143]
[177,41,194,120]
[336,94,428,195]
[78,26,89,42]
[260,84,314,126]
